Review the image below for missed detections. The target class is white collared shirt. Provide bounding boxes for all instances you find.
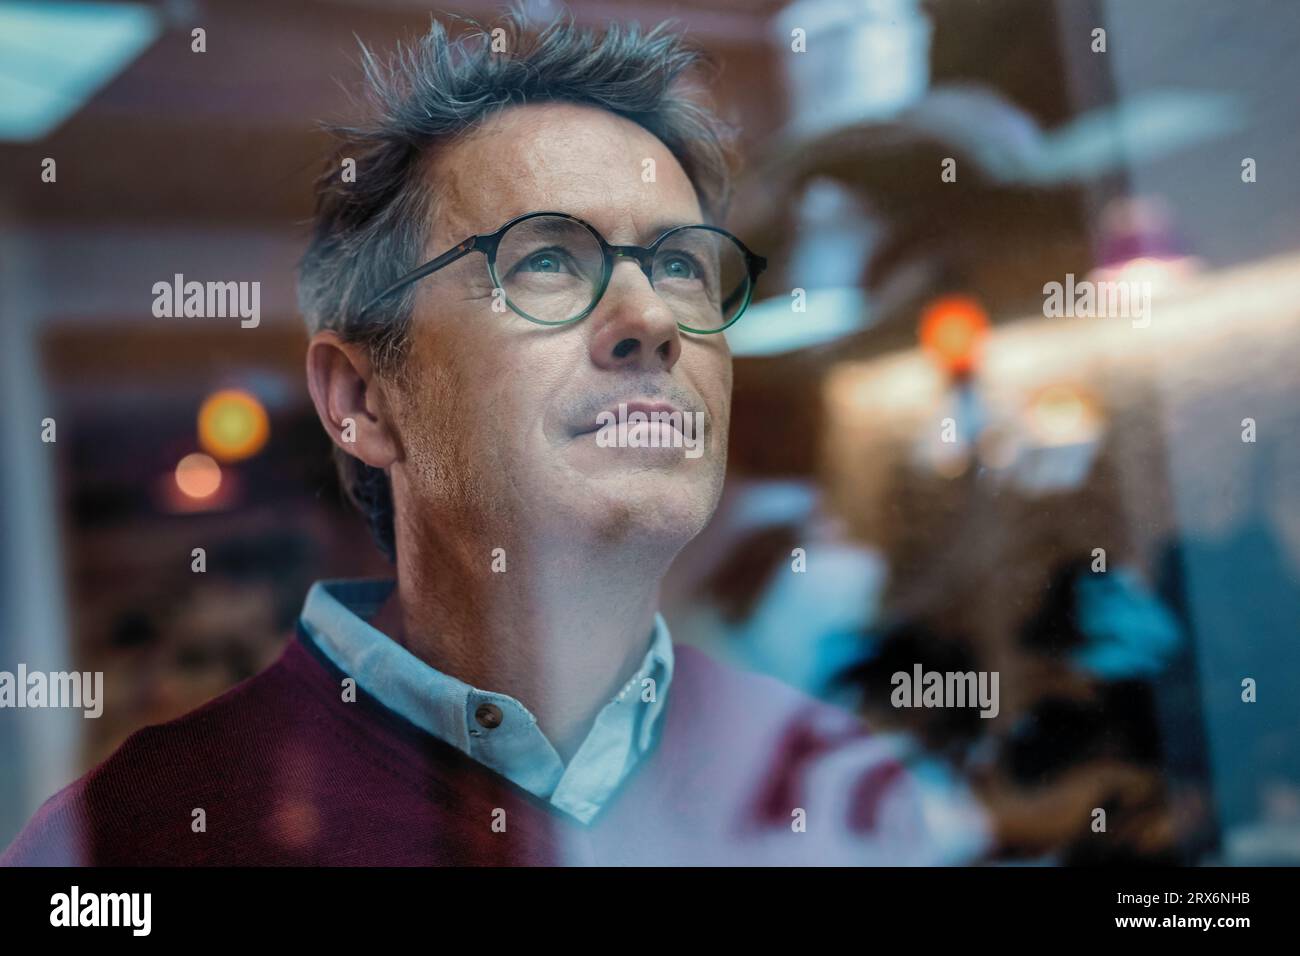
[298,579,674,824]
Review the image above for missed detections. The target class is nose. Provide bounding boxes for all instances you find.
[586,258,682,372]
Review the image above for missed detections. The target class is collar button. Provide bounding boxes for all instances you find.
[474,702,504,729]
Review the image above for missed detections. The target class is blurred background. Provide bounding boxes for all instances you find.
[1,0,1298,864]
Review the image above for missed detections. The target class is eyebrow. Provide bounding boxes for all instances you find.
[644,220,698,240]
[477,215,702,245]
[524,217,581,239]
[501,217,691,243]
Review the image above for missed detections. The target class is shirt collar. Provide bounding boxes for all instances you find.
[298,578,673,823]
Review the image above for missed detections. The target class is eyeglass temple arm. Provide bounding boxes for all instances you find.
[356,236,482,318]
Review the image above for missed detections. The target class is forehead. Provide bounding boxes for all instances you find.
[426,102,705,247]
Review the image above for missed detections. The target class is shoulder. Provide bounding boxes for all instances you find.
[661,641,872,796]
[1,638,324,866]
[660,643,992,864]
[669,641,863,735]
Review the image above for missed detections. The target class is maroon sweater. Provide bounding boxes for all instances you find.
[1,629,952,866]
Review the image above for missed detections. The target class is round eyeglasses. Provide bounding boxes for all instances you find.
[357,211,767,334]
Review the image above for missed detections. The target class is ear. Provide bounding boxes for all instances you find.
[305,331,401,469]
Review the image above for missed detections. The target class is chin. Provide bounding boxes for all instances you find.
[554,467,722,548]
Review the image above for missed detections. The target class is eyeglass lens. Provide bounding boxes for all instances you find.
[491,215,751,330]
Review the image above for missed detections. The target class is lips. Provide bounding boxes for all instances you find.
[574,400,689,437]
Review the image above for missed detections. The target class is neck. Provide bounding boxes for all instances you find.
[374,522,669,762]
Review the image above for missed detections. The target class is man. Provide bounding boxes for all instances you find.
[2,13,990,866]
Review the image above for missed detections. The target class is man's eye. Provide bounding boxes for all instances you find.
[521,249,570,274]
[661,255,699,280]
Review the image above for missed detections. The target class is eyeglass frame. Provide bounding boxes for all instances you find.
[356,210,768,334]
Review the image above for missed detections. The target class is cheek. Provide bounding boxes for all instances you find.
[395,327,481,455]
[394,359,464,462]
[448,328,577,457]
[683,347,732,434]
[500,334,585,427]
[713,362,734,420]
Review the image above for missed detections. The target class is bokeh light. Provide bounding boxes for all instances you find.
[1024,383,1103,446]
[174,452,222,499]
[919,295,990,376]
[198,389,270,462]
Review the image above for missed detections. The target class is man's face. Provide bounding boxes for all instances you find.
[384,103,732,554]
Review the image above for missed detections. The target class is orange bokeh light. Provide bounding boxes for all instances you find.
[175,452,222,499]
[919,295,990,375]
[198,389,270,462]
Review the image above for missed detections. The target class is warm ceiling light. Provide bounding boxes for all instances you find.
[918,295,990,376]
